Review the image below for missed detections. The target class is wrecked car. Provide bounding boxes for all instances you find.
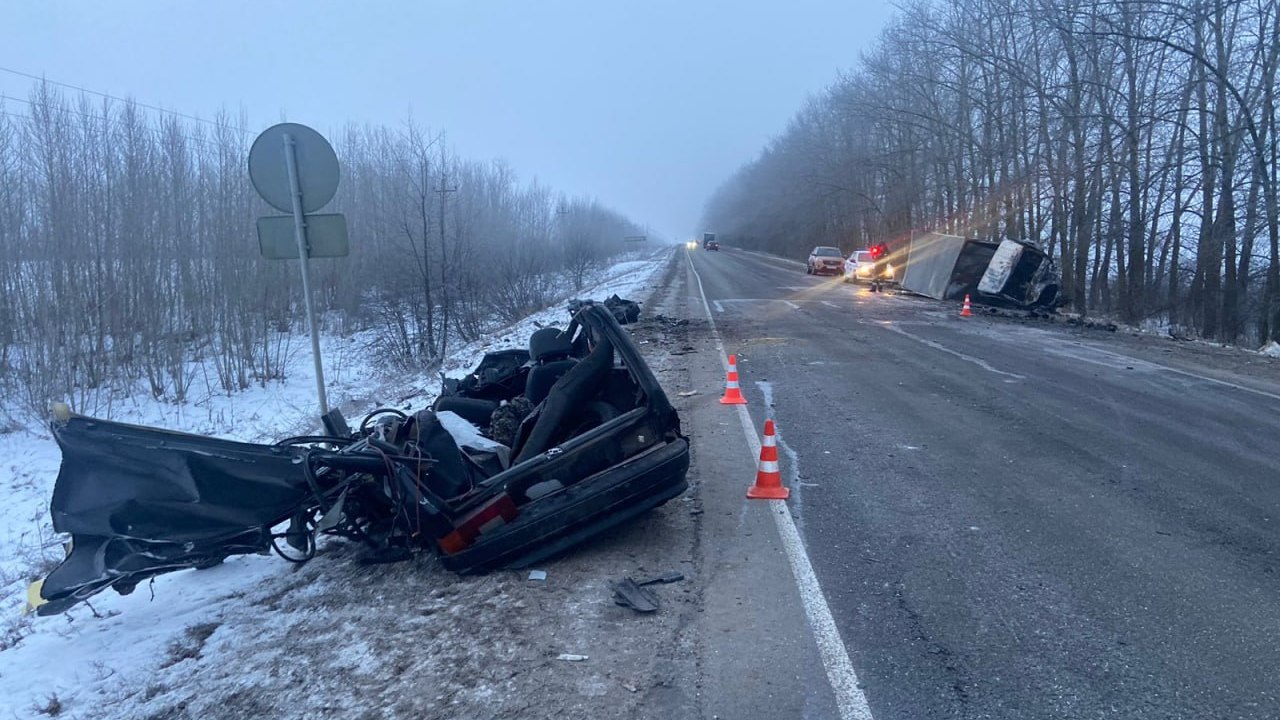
[900,232,1060,309]
[32,303,689,615]
[976,239,1060,309]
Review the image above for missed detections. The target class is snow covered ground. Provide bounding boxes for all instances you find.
[0,248,672,719]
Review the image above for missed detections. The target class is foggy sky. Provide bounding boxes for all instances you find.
[2,1,895,239]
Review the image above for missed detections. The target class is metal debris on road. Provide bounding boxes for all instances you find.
[636,571,684,586]
[528,570,547,581]
[611,577,661,613]
[556,654,589,662]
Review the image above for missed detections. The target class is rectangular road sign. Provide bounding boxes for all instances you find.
[257,213,350,259]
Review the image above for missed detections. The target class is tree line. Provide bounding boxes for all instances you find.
[702,0,1279,343]
[0,81,642,417]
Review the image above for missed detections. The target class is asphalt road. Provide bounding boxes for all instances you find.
[684,246,1280,719]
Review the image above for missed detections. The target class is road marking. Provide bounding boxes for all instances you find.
[877,323,1025,380]
[737,248,807,268]
[1043,342,1280,402]
[686,252,875,720]
[713,298,800,310]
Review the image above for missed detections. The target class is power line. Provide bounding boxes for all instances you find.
[0,92,242,151]
[0,65,251,135]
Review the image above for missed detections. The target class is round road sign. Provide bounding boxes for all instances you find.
[248,122,340,214]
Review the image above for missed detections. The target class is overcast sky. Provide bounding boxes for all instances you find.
[2,1,895,239]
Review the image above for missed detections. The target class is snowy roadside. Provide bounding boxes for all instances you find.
[0,247,678,719]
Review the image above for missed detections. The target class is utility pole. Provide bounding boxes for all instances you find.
[434,137,458,358]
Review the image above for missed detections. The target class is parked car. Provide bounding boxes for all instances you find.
[806,246,845,275]
[842,249,895,284]
[31,303,689,616]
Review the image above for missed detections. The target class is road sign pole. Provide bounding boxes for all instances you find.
[282,132,330,415]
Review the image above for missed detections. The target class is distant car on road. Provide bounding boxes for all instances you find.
[842,249,895,284]
[806,246,844,275]
[703,238,719,251]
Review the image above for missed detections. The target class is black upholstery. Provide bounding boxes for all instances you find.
[512,338,614,464]
[525,359,576,405]
[432,396,499,426]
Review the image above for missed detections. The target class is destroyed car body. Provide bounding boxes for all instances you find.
[901,232,1060,309]
[33,304,689,615]
[976,239,1060,309]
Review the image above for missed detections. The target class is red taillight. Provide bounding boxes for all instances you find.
[438,493,519,554]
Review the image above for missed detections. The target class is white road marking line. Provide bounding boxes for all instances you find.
[686,252,875,720]
[906,317,1280,402]
[1044,343,1280,402]
[713,298,800,310]
[737,248,807,268]
[877,323,1025,380]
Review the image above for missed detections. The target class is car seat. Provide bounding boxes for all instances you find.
[525,327,577,405]
[511,337,614,464]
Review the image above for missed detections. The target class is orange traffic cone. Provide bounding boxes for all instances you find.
[747,419,790,500]
[720,354,747,405]
[961,294,973,317]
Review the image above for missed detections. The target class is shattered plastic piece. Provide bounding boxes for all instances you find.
[677,390,698,397]
[557,653,589,662]
[528,570,547,581]
[612,577,660,613]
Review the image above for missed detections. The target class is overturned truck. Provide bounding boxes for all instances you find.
[900,232,1060,309]
[33,303,689,616]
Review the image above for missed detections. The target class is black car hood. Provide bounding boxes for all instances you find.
[35,417,312,615]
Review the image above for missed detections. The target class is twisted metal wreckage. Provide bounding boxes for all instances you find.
[31,299,689,615]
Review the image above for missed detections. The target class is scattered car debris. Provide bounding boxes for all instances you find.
[677,390,698,397]
[635,571,684,586]
[556,654,589,662]
[611,577,660,613]
[648,313,689,328]
[528,570,548,581]
[31,304,690,616]
[610,571,684,613]
[569,294,642,325]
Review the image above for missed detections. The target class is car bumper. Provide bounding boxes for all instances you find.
[442,438,689,572]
